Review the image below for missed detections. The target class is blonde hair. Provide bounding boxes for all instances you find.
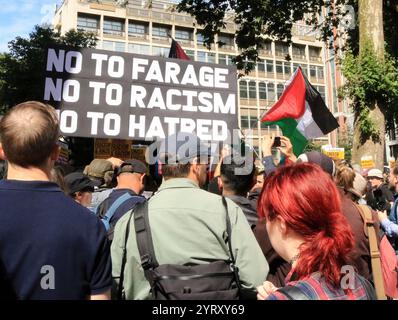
[335,163,355,190]
[0,101,59,167]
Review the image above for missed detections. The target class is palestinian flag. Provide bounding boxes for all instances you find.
[261,66,339,156]
[168,39,190,60]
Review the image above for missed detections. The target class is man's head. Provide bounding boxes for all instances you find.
[367,168,384,189]
[220,155,255,196]
[389,166,398,192]
[159,132,211,187]
[84,159,114,188]
[64,172,96,207]
[115,159,147,194]
[251,163,265,192]
[0,101,59,169]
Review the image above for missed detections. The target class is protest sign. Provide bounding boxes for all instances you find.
[43,46,238,143]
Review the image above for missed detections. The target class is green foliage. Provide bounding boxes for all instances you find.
[339,41,398,142]
[0,26,97,113]
[303,141,322,153]
[338,137,353,162]
[177,0,351,73]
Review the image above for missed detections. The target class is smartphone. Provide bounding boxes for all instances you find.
[272,137,281,148]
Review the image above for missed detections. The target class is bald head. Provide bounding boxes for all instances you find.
[0,101,59,168]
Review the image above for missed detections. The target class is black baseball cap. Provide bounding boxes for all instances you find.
[64,172,96,195]
[116,159,147,176]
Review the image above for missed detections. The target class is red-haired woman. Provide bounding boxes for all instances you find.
[256,163,376,300]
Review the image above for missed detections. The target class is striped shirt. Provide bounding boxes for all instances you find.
[267,270,370,300]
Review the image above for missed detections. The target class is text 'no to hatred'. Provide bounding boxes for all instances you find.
[43,47,238,141]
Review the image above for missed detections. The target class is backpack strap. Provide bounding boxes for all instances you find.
[355,204,387,300]
[133,201,159,290]
[276,285,309,300]
[102,193,136,231]
[222,196,236,264]
[117,210,134,300]
[222,197,245,296]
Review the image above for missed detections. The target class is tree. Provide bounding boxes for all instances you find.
[177,0,398,167]
[0,25,97,112]
[0,26,98,168]
[177,0,350,72]
[340,1,398,168]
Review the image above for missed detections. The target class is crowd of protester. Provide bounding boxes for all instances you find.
[1,101,398,300]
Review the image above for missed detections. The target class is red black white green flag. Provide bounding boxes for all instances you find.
[261,66,339,155]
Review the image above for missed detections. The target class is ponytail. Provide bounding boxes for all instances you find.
[295,211,354,286]
[335,163,355,191]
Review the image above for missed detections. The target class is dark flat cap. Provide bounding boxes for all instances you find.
[297,151,336,176]
[117,159,147,176]
[64,172,96,195]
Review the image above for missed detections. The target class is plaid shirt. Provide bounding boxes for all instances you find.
[267,270,369,300]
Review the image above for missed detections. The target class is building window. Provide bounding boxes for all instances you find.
[268,83,276,101]
[152,25,170,38]
[239,81,248,99]
[277,83,285,99]
[310,65,317,78]
[152,46,170,57]
[315,86,326,101]
[275,42,289,57]
[128,22,147,37]
[240,109,258,129]
[104,19,124,36]
[241,116,250,129]
[128,43,150,55]
[218,34,234,49]
[302,65,309,77]
[102,41,114,51]
[197,51,206,62]
[153,1,166,9]
[284,62,292,75]
[276,61,283,74]
[264,41,272,53]
[261,122,278,129]
[309,46,322,62]
[185,49,195,60]
[102,41,125,52]
[218,54,234,65]
[257,59,266,73]
[207,52,216,64]
[115,42,125,52]
[266,60,274,73]
[219,54,227,65]
[195,51,216,63]
[292,44,306,60]
[317,66,324,80]
[197,32,205,46]
[390,127,397,141]
[293,63,301,73]
[77,14,99,32]
[175,28,192,42]
[249,81,257,99]
[259,82,267,100]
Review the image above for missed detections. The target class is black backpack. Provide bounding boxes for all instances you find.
[117,197,244,300]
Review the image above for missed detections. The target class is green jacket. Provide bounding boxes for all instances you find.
[111,178,269,299]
